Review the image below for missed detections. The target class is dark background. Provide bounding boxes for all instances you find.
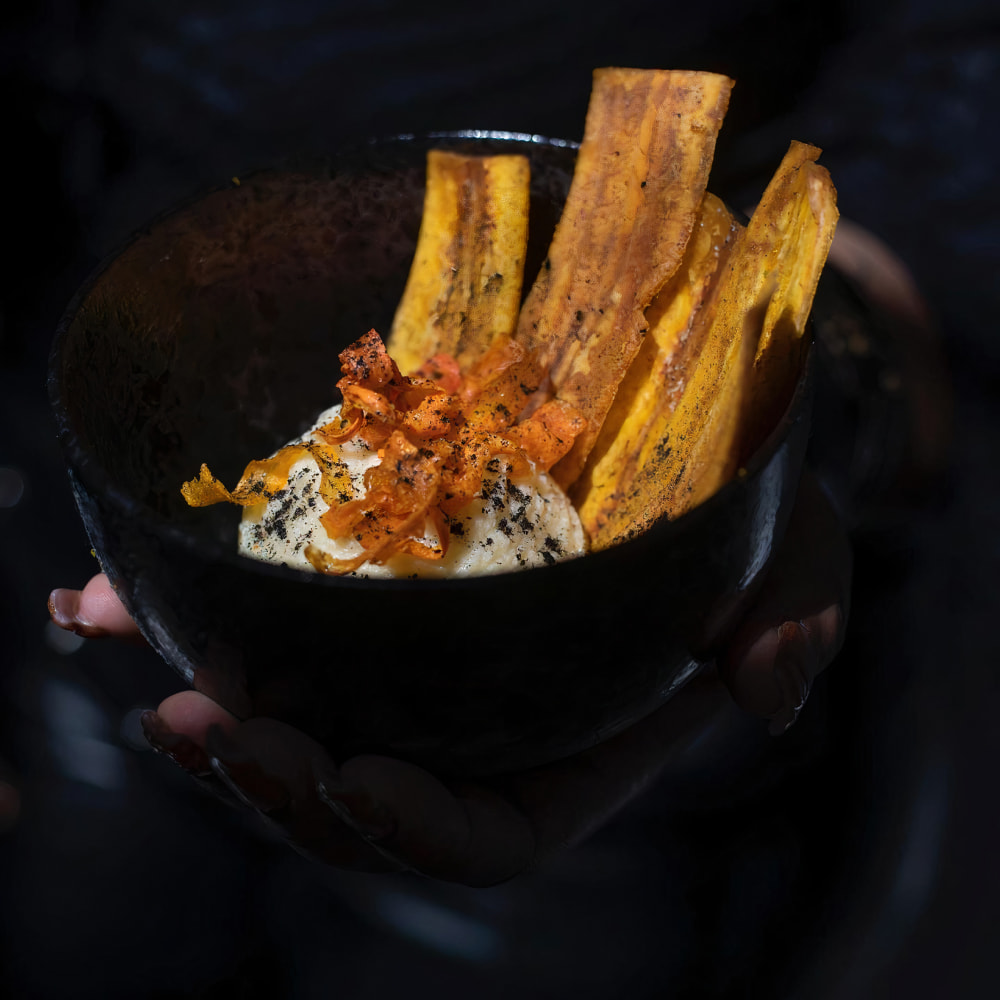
[1,1,998,997]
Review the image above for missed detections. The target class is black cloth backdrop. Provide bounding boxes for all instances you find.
[1,1,998,997]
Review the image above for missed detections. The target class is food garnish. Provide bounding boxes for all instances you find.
[183,330,584,574]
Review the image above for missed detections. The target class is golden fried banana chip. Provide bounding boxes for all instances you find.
[515,68,734,488]
[744,142,838,456]
[387,150,530,375]
[576,142,837,545]
[573,193,740,546]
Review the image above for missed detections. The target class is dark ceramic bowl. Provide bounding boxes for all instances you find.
[49,133,812,777]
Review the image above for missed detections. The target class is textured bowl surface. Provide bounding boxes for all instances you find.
[50,133,812,776]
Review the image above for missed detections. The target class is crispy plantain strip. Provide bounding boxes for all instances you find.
[577,141,837,545]
[573,192,739,546]
[649,284,762,520]
[515,67,734,488]
[644,143,836,519]
[387,150,531,375]
[743,143,838,457]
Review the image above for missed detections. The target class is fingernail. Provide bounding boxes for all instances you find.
[48,589,83,631]
[140,710,212,775]
[316,780,395,842]
[768,623,813,736]
[206,726,289,813]
[47,588,77,626]
[48,588,109,638]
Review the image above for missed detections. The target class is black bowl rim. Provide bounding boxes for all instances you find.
[48,129,813,594]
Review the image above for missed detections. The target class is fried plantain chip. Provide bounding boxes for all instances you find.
[387,150,531,375]
[575,142,837,547]
[572,192,739,545]
[743,142,838,457]
[515,67,734,488]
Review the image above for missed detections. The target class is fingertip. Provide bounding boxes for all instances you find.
[156,691,240,748]
[723,619,822,733]
[78,574,141,638]
[48,574,143,641]
[139,709,213,774]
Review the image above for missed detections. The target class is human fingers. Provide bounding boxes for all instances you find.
[48,574,144,642]
[138,691,239,776]
[720,470,851,733]
[191,718,407,872]
[137,672,731,884]
[159,688,720,886]
[155,691,240,745]
[137,690,491,875]
[316,754,536,886]
[314,668,730,886]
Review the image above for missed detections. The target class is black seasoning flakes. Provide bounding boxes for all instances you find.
[506,481,529,504]
[237,400,586,578]
[512,506,534,535]
[481,476,507,512]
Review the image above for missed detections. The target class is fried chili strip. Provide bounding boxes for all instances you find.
[181,443,353,510]
[181,328,583,574]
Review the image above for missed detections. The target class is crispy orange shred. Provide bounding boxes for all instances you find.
[181,329,584,575]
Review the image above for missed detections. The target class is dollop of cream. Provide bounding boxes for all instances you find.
[237,405,587,578]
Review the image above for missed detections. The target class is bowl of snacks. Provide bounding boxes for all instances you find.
[49,69,835,776]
